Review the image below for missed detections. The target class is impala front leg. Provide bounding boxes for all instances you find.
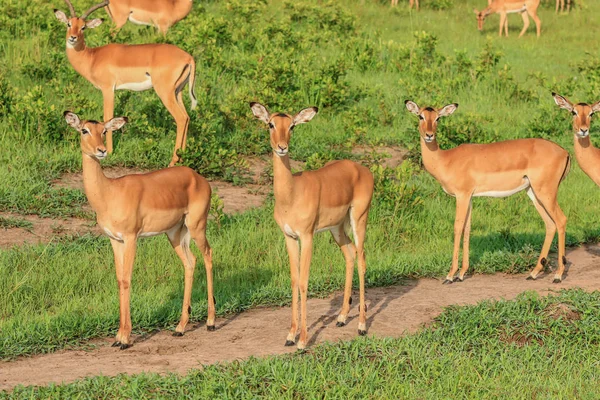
[115,236,137,349]
[102,88,115,154]
[444,196,471,284]
[284,235,300,346]
[499,12,507,36]
[457,200,473,282]
[297,234,313,350]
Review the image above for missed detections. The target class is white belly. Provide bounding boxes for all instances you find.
[506,5,527,13]
[474,178,530,198]
[138,231,164,238]
[128,14,153,26]
[116,77,153,91]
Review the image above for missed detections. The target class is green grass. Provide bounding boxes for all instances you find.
[2,0,600,361]
[6,289,600,398]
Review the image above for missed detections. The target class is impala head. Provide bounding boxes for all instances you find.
[553,93,600,139]
[54,0,107,48]
[64,111,128,160]
[249,102,318,157]
[473,8,490,31]
[405,100,458,143]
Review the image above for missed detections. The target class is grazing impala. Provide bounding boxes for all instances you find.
[553,93,600,186]
[54,0,198,167]
[474,0,541,37]
[391,0,419,10]
[250,102,374,350]
[63,111,215,349]
[405,100,570,283]
[105,0,193,34]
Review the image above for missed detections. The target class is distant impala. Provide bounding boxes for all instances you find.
[106,0,194,34]
[475,0,541,37]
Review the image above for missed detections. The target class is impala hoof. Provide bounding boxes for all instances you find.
[553,278,562,284]
[453,276,464,283]
[526,275,535,281]
[119,343,132,350]
[284,340,295,347]
[111,341,121,347]
[172,332,184,337]
[358,329,367,336]
[336,321,346,327]
[442,279,453,285]
[207,325,216,332]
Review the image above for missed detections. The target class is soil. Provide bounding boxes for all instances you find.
[2,243,600,391]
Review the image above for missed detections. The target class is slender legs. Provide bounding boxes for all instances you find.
[284,236,300,346]
[519,12,530,37]
[296,235,314,350]
[110,236,136,349]
[445,195,472,283]
[331,224,356,327]
[102,89,115,153]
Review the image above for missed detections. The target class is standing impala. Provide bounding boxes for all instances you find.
[63,111,215,349]
[250,102,374,350]
[54,0,198,167]
[553,93,600,186]
[405,101,570,283]
[105,0,193,34]
[475,0,541,37]
[555,0,571,12]
[391,0,419,10]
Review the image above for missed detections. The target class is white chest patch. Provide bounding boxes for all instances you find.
[103,227,124,241]
[128,14,153,26]
[474,178,530,198]
[283,224,299,239]
[116,77,153,91]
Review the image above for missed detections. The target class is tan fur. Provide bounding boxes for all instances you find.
[406,100,570,283]
[106,0,193,34]
[63,111,215,349]
[391,0,419,10]
[475,0,541,37]
[54,1,197,167]
[556,0,571,12]
[250,103,374,349]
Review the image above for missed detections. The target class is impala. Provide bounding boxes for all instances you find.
[555,0,571,12]
[63,111,215,349]
[250,102,374,350]
[54,0,198,167]
[553,93,600,186]
[405,100,570,283]
[391,0,419,10]
[105,0,193,34]
[474,0,541,37]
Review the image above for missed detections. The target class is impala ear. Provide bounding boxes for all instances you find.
[63,111,82,131]
[552,92,574,112]
[438,103,458,117]
[405,100,420,115]
[85,18,103,29]
[249,102,270,124]
[292,107,318,126]
[104,117,128,131]
[473,8,479,14]
[591,100,600,114]
[54,9,69,25]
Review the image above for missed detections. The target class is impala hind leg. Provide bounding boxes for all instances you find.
[102,89,115,153]
[351,210,369,336]
[519,11,530,37]
[297,234,314,350]
[445,196,471,284]
[331,224,357,327]
[528,8,541,37]
[187,215,215,330]
[168,225,197,336]
[110,236,137,349]
[456,201,473,282]
[526,188,556,280]
[154,79,190,167]
[285,236,300,346]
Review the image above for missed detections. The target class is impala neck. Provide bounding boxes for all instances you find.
[66,40,93,77]
[420,136,446,181]
[272,151,295,206]
[81,154,110,213]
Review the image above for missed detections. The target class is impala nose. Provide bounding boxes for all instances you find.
[97,147,107,157]
[580,129,589,137]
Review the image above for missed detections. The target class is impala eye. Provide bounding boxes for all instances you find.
[82,129,90,135]
[572,111,577,116]
[67,22,71,27]
[268,122,275,129]
[418,115,425,121]
[81,25,86,30]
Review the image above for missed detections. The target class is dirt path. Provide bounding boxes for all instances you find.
[2,243,600,390]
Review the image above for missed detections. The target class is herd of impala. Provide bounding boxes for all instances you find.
[49,0,594,351]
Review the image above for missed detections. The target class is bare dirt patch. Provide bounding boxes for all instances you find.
[2,244,600,390]
[351,145,408,168]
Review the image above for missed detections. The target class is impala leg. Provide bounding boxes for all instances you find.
[526,188,556,280]
[297,234,314,350]
[519,12,530,37]
[168,226,197,336]
[528,9,541,37]
[331,225,356,327]
[284,236,300,346]
[109,238,125,346]
[567,0,570,13]
[499,12,507,37]
[113,237,136,349]
[445,196,471,284]
[556,0,560,13]
[102,89,115,153]
[457,201,473,282]
[188,216,215,330]
[154,83,190,167]
[415,0,419,11]
[176,89,191,152]
[352,212,369,336]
